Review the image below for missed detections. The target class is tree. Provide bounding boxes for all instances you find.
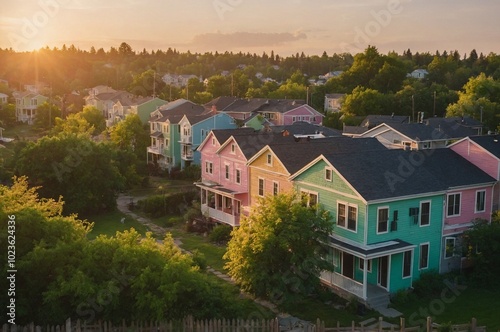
[342,86,393,116]
[109,114,149,158]
[224,192,333,306]
[15,134,125,215]
[80,105,106,135]
[34,102,61,130]
[206,75,231,97]
[0,103,16,126]
[446,73,500,130]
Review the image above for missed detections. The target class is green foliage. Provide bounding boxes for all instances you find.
[0,179,253,325]
[437,322,452,332]
[109,114,149,159]
[209,224,233,244]
[0,103,16,126]
[136,191,197,218]
[412,270,445,298]
[224,192,334,307]
[391,289,416,306]
[342,86,393,116]
[14,134,125,215]
[462,217,500,285]
[34,102,61,130]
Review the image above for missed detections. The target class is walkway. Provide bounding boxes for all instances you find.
[116,194,279,314]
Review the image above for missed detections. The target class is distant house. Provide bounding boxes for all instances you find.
[13,91,48,124]
[324,93,345,113]
[107,96,167,127]
[0,79,8,87]
[0,93,8,105]
[407,69,428,79]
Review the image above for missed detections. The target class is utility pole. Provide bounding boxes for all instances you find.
[411,95,415,123]
[433,91,436,117]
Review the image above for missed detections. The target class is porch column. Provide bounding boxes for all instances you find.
[362,259,367,300]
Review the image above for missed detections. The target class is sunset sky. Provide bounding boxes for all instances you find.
[1,0,499,56]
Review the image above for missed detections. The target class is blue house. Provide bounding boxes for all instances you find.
[178,112,237,169]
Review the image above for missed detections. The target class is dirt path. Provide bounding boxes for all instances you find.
[116,193,279,314]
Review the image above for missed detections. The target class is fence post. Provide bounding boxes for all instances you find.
[65,318,71,332]
[352,320,355,332]
[400,317,405,332]
[471,318,477,332]
[379,317,383,332]
[426,317,432,332]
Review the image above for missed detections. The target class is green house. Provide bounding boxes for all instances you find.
[290,148,492,309]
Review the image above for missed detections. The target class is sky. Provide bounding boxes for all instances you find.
[1,0,500,56]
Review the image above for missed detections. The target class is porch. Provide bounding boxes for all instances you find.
[196,182,245,227]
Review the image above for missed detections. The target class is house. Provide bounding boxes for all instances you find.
[106,96,167,126]
[84,87,130,119]
[263,121,342,137]
[162,73,200,87]
[247,137,386,207]
[349,118,481,150]
[256,100,324,126]
[407,69,428,79]
[178,112,237,169]
[324,94,345,113]
[196,127,265,226]
[147,99,206,171]
[0,93,8,105]
[450,135,500,211]
[289,148,495,308]
[343,114,409,136]
[13,91,48,124]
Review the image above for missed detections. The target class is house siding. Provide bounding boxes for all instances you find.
[200,132,223,183]
[451,140,499,179]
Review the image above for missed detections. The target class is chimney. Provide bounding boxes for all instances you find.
[211,105,217,114]
[282,129,289,137]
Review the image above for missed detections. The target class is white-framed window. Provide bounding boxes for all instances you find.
[231,143,236,154]
[292,116,296,122]
[419,243,429,270]
[325,167,333,181]
[225,164,230,180]
[273,181,279,196]
[205,161,213,174]
[377,207,389,234]
[359,258,372,272]
[402,250,412,278]
[266,153,273,166]
[420,201,431,226]
[301,190,318,207]
[337,202,357,232]
[235,169,241,184]
[447,193,461,217]
[444,237,456,259]
[475,190,486,213]
[258,178,265,197]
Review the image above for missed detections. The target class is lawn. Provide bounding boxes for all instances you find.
[86,209,149,239]
[127,176,195,198]
[393,284,500,330]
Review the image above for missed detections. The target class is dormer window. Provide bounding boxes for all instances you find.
[266,153,273,166]
[231,144,236,154]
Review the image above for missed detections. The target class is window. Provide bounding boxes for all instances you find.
[258,178,264,197]
[359,258,372,272]
[403,250,412,278]
[447,193,461,217]
[201,129,205,138]
[225,164,230,180]
[422,142,431,149]
[205,161,213,174]
[445,237,456,259]
[231,144,236,154]
[420,201,430,226]
[475,190,486,213]
[212,138,215,146]
[235,169,241,184]
[377,207,389,233]
[292,116,296,122]
[301,190,318,207]
[419,243,429,270]
[273,182,279,196]
[325,168,333,181]
[266,153,273,166]
[337,202,357,232]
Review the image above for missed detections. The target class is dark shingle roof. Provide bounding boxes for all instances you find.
[469,135,500,159]
[268,137,386,175]
[211,128,256,146]
[268,122,342,137]
[360,115,409,128]
[325,148,495,201]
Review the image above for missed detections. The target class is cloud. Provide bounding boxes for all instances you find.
[190,31,307,50]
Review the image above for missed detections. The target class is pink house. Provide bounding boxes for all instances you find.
[196,128,268,226]
[449,135,500,211]
[257,102,324,126]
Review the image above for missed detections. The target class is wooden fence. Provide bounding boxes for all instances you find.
[1,316,487,332]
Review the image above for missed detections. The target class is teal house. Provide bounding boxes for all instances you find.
[290,148,493,309]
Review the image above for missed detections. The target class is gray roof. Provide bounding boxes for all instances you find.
[268,137,386,175]
[360,115,409,128]
[325,148,496,201]
[268,122,342,137]
[423,116,482,137]
[469,135,500,159]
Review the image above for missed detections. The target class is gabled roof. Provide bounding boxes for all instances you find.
[322,148,495,202]
[204,96,239,111]
[423,116,482,137]
[223,131,277,160]
[360,115,409,128]
[469,135,500,159]
[249,136,386,175]
[197,127,256,152]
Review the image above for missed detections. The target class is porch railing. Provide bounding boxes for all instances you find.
[201,204,240,226]
[320,270,364,299]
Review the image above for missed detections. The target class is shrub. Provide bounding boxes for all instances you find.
[209,224,233,244]
[191,249,207,271]
[137,191,198,218]
[391,288,415,305]
[412,270,445,298]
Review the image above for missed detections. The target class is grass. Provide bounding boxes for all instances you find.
[127,177,194,198]
[393,284,500,330]
[86,209,149,240]
[177,232,227,271]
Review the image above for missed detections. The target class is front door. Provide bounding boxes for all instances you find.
[378,256,389,289]
[342,253,354,279]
